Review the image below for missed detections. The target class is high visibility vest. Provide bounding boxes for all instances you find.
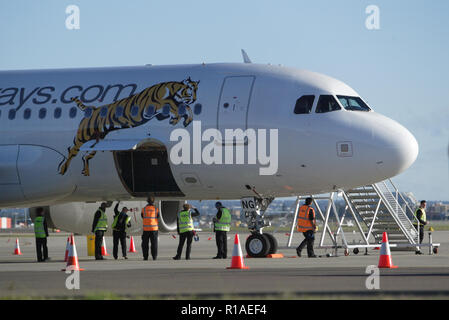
[297,205,315,232]
[414,208,426,224]
[214,208,231,232]
[34,216,46,238]
[142,205,159,231]
[112,213,131,231]
[125,216,131,231]
[178,210,194,233]
[94,209,108,232]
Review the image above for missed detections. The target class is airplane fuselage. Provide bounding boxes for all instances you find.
[0,63,418,208]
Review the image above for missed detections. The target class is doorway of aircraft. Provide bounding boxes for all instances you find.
[114,144,183,197]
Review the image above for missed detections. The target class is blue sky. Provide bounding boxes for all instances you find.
[1,0,448,200]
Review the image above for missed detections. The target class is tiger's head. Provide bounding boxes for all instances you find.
[179,77,199,105]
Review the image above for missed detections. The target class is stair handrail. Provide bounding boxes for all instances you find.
[386,179,420,244]
[373,182,417,244]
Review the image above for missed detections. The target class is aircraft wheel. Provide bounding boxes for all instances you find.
[263,233,278,254]
[246,233,271,257]
[433,247,438,254]
[353,248,359,255]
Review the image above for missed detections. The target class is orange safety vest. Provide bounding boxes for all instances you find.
[142,205,159,231]
[297,205,315,232]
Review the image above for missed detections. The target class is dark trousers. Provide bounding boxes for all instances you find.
[95,230,104,259]
[142,231,158,260]
[215,231,228,258]
[35,237,48,262]
[175,231,194,259]
[113,230,127,259]
[297,230,315,257]
[414,225,425,244]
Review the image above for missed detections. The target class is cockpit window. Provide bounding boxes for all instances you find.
[337,96,371,111]
[294,95,315,114]
[315,95,341,113]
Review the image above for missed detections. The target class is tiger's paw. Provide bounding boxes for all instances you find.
[58,165,68,175]
[183,118,192,127]
[169,117,180,125]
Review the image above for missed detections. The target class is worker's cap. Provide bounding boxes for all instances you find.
[215,201,222,208]
[183,203,191,210]
[122,207,128,211]
[100,202,107,207]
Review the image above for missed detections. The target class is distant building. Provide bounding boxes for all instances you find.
[427,202,449,220]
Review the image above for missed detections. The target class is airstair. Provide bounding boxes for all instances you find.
[286,179,439,253]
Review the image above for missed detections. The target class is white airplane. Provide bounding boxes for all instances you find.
[0,53,418,256]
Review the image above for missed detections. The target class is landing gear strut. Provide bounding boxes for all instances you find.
[241,185,277,257]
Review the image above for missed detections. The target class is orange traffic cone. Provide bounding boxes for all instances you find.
[101,237,109,256]
[128,236,137,253]
[378,232,398,269]
[62,234,84,271]
[64,236,70,262]
[227,234,249,270]
[13,238,22,255]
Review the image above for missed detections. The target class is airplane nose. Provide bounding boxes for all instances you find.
[372,117,419,177]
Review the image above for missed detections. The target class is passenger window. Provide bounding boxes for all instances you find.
[100,107,108,118]
[294,95,315,114]
[131,105,139,117]
[9,109,16,120]
[84,107,93,118]
[54,108,62,119]
[115,106,124,118]
[162,104,170,116]
[144,105,155,118]
[337,96,371,111]
[178,103,186,116]
[194,103,202,115]
[24,108,31,120]
[69,107,77,118]
[316,95,341,113]
[39,108,47,119]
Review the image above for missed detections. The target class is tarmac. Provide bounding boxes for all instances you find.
[0,231,448,298]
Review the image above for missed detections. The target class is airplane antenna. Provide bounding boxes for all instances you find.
[241,49,252,64]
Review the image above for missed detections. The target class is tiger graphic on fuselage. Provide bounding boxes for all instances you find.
[59,77,200,176]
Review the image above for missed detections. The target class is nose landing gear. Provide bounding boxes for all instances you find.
[241,185,277,257]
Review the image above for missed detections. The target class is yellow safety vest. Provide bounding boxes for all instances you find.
[95,209,108,232]
[34,216,46,238]
[214,208,231,232]
[178,210,194,233]
[414,208,426,224]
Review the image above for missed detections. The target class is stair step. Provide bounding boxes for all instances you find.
[348,195,380,200]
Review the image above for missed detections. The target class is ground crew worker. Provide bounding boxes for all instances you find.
[414,200,427,255]
[141,197,159,261]
[212,202,231,259]
[112,202,131,260]
[34,207,49,262]
[92,202,108,260]
[296,197,317,258]
[173,203,200,260]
